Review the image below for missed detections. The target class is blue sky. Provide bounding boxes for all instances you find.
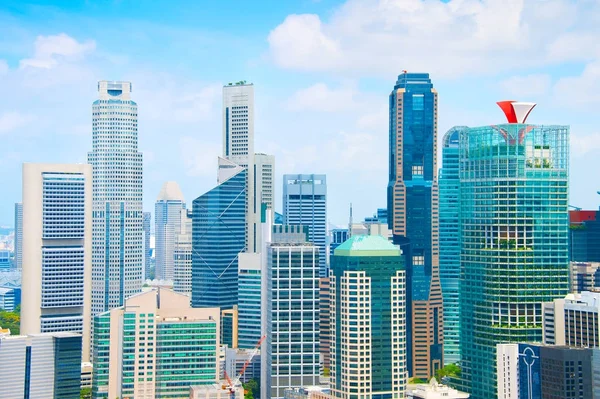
[1,0,600,227]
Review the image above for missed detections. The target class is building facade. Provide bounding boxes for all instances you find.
[283,175,327,276]
[0,332,82,399]
[387,72,443,378]
[543,291,600,347]
[569,210,600,262]
[330,235,406,399]
[192,168,246,309]
[173,209,193,296]
[0,286,20,312]
[92,289,220,399]
[0,250,10,271]
[89,81,143,315]
[238,253,262,349]
[497,343,594,399]
[255,153,275,212]
[14,202,22,270]
[155,181,186,281]
[439,127,465,365]
[570,262,600,293]
[262,226,320,399]
[459,118,570,398]
[143,211,151,279]
[21,163,92,361]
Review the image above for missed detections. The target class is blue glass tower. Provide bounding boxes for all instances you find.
[191,169,247,309]
[387,72,443,378]
[439,126,466,365]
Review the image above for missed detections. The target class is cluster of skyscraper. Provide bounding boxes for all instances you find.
[4,70,595,399]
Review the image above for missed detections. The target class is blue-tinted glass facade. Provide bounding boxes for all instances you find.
[459,124,570,399]
[518,344,541,399]
[192,169,247,309]
[387,72,443,378]
[53,334,82,399]
[238,268,261,349]
[329,229,348,259]
[569,210,600,262]
[439,126,465,365]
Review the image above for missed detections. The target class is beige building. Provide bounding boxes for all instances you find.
[93,288,220,399]
[190,384,243,399]
[543,291,600,347]
[571,262,600,293]
[21,163,92,362]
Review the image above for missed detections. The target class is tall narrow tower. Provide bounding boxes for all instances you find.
[387,72,443,378]
[154,181,185,281]
[89,81,143,314]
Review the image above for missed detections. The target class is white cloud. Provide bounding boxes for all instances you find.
[0,60,8,75]
[20,33,96,69]
[499,74,551,97]
[287,83,358,112]
[571,132,600,156]
[268,0,599,78]
[178,137,221,177]
[0,112,34,134]
[553,60,600,108]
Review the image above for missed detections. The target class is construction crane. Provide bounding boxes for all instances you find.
[222,335,267,399]
[569,205,582,211]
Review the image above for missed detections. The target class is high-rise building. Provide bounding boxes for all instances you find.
[542,291,600,347]
[387,72,443,378]
[143,211,151,279]
[497,343,595,399]
[459,103,570,399]
[154,181,186,281]
[92,288,220,399]
[192,166,246,309]
[319,277,330,373]
[255,153,275,212]
[0,250,10,271]
[14,203,22,270]
[329,229,348,259]
[262,225,320,399]
[570,262,600,293]
[238,253,262,349]
[569,209,600,262]
[0,287,20,312]
[21,163,92,361]
[0,331,82,399]
[283,174,327,276]
[439,126,465,366]
[89,81,143,314]
[173,209,193,296]
[330,235,407,399]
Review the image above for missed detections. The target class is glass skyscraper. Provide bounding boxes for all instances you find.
[143,211,151,280]
[439,126,466,365]
[459,122,570,399]
[237,253,262,349]
[192,168,247,309]
[89,81,143,314]
[387,72,443,378]
[330,235,406,399]
[154,181,186,281]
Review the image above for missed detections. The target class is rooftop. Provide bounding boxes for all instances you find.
[156,181,185,202]
[334,235,401,257]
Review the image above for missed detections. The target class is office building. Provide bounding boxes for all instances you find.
[329,229,348,259]
[262,225,320,399]
[569,209,600,262]
[387,72,443,378]
[543,291,600,347]
[190,384,244,399]
[81,362,93,389]
[283,174,327,276]
[89,81,143,314]
[319,277,330,372]
[0,286,20,311]
[221,306,238,348]
[192,165,246,309]
[407,379,469,399]
[238,253,262,349]
[570,262,600,293]
[173,209,192,296]
[459,103,570,399]
[0,250,9,271]
[143,211,151,279]
[255,153,275,212]
[21,163,92,361]
[92,288,220,399]
[330,235,406,399]
[439,126,465,365]
[224,347,261,384]
[497,343,595,399]
[14,202,22,269]
[0,332,82,399]
[155,181,186,281]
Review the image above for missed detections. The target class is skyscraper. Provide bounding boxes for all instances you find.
[439,126,466,365]
[173,209,192,296]
[255,153,275,214]
[154,181,186,281]
[89,81,143,314]
[92,289,220,399]
[192,167,246,309]
[237,253,262,350]
[569,209,600,262]
[459,103,569,398]
[262,225,320,399]
[14,203,22,270]
[21,163,92,362]
[143,211,151,279]
[387,72,443,378]
[330,235,407,399]
[283,174,327,276]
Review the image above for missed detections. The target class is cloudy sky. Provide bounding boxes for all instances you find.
[1,0,599,227]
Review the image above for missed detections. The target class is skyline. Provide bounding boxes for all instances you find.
[2,0,600,227]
